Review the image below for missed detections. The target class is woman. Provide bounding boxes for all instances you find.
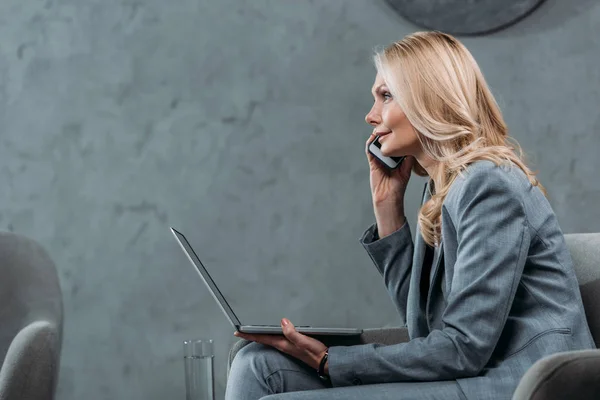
[225,31,596,400]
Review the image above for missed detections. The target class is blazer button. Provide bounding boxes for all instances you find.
[351,377,362,385]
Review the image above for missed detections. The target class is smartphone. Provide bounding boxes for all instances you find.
[368,135,405,169]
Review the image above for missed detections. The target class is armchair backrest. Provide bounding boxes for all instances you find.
[564,233,600,347]
[0,232,63,398]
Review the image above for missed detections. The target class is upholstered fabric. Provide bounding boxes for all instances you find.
[0,321,61,400]
[511,233,600,399]
[580,279,600,347]
[0,232,63,400]
[564,233,600,346]
[357,327,410,346]
[512,349,600,400]
[564,233,600,286]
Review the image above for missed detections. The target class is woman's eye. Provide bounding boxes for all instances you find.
[382,92,392,101]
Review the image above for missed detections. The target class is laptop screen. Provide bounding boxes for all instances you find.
[170,227,242,327]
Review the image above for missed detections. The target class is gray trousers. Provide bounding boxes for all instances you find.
[225,342,466,400]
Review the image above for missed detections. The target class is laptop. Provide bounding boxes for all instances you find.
[170,227,363,336]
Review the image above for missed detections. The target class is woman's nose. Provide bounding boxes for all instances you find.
[365,109,380,126]
[365,111,380,126]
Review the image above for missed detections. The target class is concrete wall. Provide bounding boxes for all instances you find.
[0,0,598,399]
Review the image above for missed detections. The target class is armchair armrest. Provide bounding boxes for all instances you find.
[358,327,410,345]
[227,327,409,380]
[512,349,600,400]
[0,320,61,400]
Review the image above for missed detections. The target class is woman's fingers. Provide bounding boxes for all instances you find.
[365,133,376,158]
[235,321,326,369]
[280,319,312,348]
[282,319,328,365]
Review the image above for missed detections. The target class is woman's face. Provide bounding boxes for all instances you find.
[365,73,421,158]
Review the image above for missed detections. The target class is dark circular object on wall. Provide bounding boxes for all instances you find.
[385,0,547,36]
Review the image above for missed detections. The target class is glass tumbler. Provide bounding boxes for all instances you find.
[183,339,215,400]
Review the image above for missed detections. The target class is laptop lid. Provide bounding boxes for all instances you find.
[170,227,242,328]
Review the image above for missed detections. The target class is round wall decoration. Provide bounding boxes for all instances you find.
[385,0,547,36]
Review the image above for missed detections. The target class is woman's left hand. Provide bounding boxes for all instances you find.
[234,318,328,372]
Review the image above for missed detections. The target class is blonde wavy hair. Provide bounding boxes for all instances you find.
[373,31,546,247]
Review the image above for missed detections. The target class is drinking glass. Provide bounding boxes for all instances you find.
[183,339,214,400]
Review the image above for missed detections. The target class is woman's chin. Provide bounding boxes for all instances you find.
[379,142,389,156]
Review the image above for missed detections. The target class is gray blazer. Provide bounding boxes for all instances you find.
[327,160,596,399]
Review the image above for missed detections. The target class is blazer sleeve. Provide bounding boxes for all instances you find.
[330,166,531,386]
[359,220,414,326]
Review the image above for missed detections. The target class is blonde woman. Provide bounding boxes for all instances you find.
[226,31,596,400]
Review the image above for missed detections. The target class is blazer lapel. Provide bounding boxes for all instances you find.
[426,240,444,331]
[406,181,431,338]
[407,179,446,335]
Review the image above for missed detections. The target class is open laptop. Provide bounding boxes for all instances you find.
[170,227,362,336]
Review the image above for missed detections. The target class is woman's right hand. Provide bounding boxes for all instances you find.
[365,133,415,207]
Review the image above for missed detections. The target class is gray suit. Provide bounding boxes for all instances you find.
[327,160,596,399]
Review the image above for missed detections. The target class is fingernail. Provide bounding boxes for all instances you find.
[281,318,289,326]
[234,332,239,336]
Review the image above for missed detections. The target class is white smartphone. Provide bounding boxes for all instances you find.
[368,135,405,169]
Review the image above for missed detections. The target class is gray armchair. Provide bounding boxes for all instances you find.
[0,232,63,400]
[227,233,600,399]
[512,233,600,399]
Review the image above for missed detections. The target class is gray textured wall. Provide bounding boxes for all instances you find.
[0,0,598,399]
